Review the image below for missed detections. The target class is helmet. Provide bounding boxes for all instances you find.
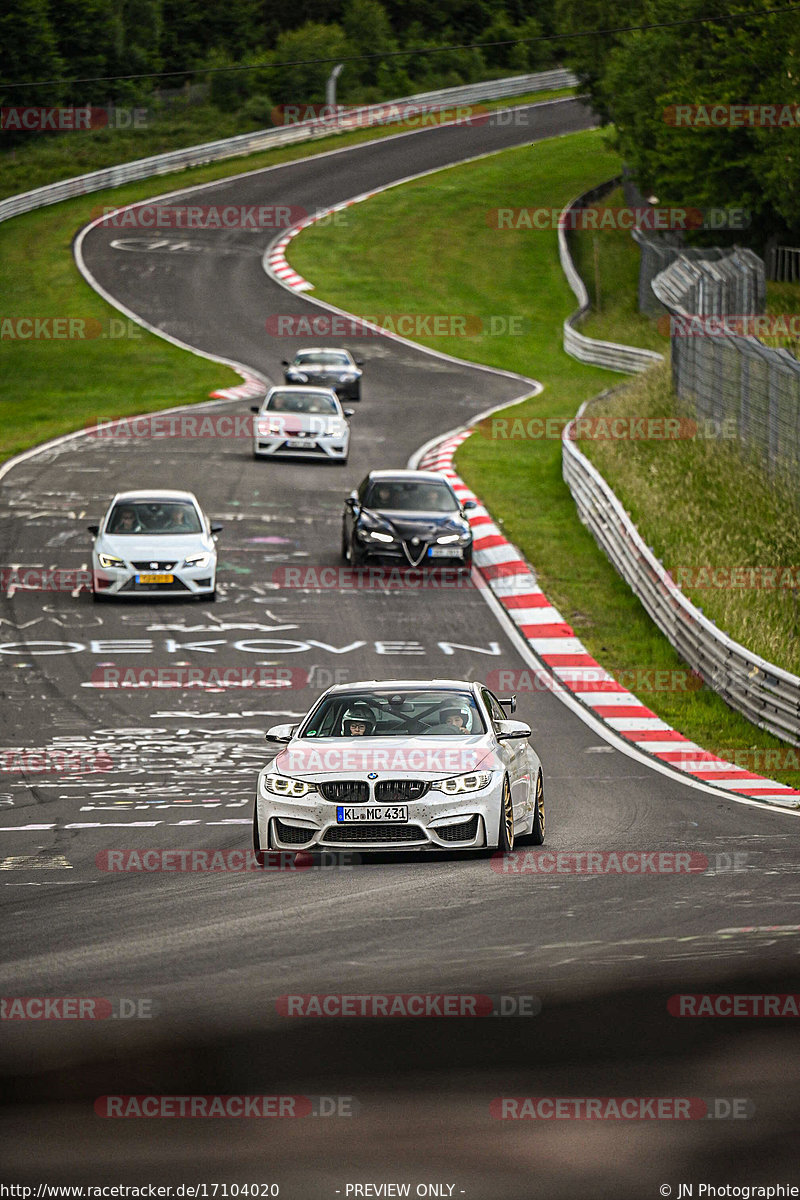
[341,705,376,736]
[439,704,470,731]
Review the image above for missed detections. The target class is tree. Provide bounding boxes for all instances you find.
[0,0,64,110]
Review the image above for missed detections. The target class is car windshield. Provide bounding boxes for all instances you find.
[264,391,338,414]
[364,481,460,513]
[300,690,485,737]
[294,351,350,366]
[107,501,202,535]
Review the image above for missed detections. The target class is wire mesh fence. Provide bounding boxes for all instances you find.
[651,252,800,478]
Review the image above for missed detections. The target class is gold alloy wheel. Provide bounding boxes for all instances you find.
[535,771,545,839]
[502,776,515,851]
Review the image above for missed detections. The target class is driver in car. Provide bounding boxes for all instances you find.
[439,705,469,732]
[341,706,375,736]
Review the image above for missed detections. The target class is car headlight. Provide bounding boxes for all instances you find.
[287,370,308,382]
[339,373,357,383]
[97,553,125,569]
[368,531,394,543]
[263,774,316,797]
[431,771,493,795]
[436,533,460,544]
[183,553,211,569]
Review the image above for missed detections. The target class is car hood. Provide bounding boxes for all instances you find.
[272,736,496,779]
[361,510,469,540]
[97,533,214,560]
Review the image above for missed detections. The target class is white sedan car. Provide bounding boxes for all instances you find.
[88,489,221,600]
[253,679,545,857]
[251,386,352,463]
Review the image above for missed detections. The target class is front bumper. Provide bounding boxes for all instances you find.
[256,780,503,852]
[355,538,472,567]
[91,563,215,597]
[253,435,349,460]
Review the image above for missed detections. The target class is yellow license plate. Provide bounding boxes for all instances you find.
[137,573,173,584]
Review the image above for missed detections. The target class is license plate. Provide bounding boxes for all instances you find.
[137,573,173,584]
[337,805,408,823]
[428,546,461,558]
[285,437,313,448]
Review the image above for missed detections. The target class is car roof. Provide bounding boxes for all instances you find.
[266,384,339,396]
[365,470,454,484]
[110,490,200,503]
[294,347,352,356]
[320,679,478,695]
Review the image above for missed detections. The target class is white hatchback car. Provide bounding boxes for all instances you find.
[251,386,352,463]
[89,489,221,600]
[253,679,546,857]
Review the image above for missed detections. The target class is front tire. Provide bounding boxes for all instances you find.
[518,770,545,845]
[252,805,266,867]
[497,775,515,853]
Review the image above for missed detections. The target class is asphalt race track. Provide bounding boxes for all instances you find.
[2,99,800,1197]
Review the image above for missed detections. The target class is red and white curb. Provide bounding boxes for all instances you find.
[209,375,267,401]
[265,198,367,293]
[418,431,800,809]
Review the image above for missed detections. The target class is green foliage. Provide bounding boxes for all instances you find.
[0,0,64,109]
[267,22,350,106]
[558,0,800,244]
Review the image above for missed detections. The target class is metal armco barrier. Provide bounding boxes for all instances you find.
[0,70,577,228]
[561,397,800,746]
[558,180,664,373]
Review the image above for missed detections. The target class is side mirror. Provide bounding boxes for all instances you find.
[87,524,99,535]
[250,405,260,414]
[462,499,478,511]
[355,359,364,367]
[496,720,531,741]
[281,360,289,367]
[210,523,223,535]
[265,723,297,743]
[343,408,355,418]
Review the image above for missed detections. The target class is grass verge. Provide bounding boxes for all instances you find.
[287,125,800,785]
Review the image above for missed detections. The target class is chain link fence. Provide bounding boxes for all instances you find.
[651,252,800,478]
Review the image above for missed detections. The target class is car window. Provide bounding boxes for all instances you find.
[107,501,202,534]
[300,690,485,737]
[363,482,459,512]
[295,351,350,366]
[265,392,337,414]
[481,689,507,728]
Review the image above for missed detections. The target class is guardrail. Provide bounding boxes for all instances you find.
[562,397,800,746]
[558,179,665,373]
[0,69,577,228]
